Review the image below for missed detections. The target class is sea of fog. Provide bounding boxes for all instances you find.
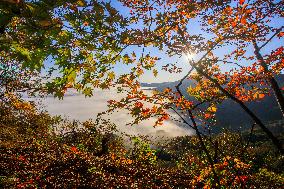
[28,88,194,137]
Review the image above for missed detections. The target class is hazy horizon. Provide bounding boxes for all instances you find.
[29,88,194,138]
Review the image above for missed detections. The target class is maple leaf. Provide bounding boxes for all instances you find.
[204,113,212,119]
[259,94,265,99]
[253,93,265,99]
[241,17,246,25]
[83,21,89,26]
[71,146,78,153]
[278,32,284,38]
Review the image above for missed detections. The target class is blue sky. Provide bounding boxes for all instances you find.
[44,0,284,84]
[109,0,197,83]
[110,0,284,83]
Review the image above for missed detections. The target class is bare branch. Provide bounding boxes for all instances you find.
[259,26,283,50]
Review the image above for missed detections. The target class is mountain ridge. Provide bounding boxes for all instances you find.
[141,74,284,130]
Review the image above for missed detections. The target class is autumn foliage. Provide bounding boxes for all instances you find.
[1,96,283,188]
[1,0,284,188]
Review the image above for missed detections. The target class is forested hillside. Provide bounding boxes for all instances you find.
[143,75,284,131]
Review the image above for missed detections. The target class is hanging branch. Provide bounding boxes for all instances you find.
[189,59,283,153]
[175,67,221,186]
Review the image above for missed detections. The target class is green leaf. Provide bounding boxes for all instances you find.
[12,43,32,62]
[83,87,93,97]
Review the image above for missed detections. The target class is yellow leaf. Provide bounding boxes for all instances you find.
[131,52,136,58]
[38,20,52,27]
[153,69,158,77]
[123,37,129,44]
[137,68,144,76]
[208,106,217,112]
[73,40,81,47]
[77,0,85,6]
[108,71,115,80]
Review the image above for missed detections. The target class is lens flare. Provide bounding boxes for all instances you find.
[186,52,195,60]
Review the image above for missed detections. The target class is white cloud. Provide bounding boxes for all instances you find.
[31,89,194,138]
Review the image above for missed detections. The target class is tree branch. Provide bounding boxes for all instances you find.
[253,40,284,117]
[259,26,283,50]
[190,60,283,153]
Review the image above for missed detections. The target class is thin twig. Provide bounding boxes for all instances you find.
[259,26,283,50]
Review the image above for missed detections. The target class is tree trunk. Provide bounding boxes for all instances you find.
[192,64,283,154]
[253,41,284,117]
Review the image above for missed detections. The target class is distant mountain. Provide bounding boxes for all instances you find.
[141,74,284,131]
[142,79,195,99]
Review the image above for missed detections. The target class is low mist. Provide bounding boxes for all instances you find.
[35,89,194,138]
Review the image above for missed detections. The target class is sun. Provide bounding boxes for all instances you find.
[185,52,195,60]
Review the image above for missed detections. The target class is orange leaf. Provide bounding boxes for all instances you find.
[231,21,237,27]
[241,17,246,25]
[278,32,284,38]
[18,155,25,161]
[259,94,265,99]
[208,19,214,25]
[204,113,212,119]
[83,21,89,26]
[181,11,186,15]
[239,0,245,5]
[71,146,78,153]
[254,93,265,99]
